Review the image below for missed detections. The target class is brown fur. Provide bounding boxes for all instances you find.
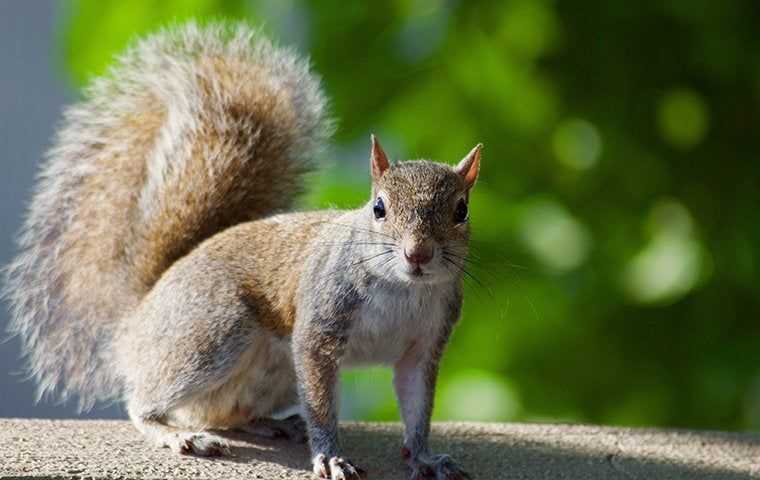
[207,211,340,336]
[132,54,309,289]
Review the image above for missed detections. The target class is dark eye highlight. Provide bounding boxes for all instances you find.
[373,197,386,219]
[454,199,468,223]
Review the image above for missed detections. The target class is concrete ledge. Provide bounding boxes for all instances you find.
[1,419,758,479]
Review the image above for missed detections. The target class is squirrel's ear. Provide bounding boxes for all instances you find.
[455,143,482,189]
[370,134,390,181]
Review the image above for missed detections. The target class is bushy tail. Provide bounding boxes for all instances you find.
[3,22,331,410]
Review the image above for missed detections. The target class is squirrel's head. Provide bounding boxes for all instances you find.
[364,135,481,285]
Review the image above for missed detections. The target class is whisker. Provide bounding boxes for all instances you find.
[442,255,494,298]
[350,250,395,267]
[441,250,480,266]
[323,249,395,279]
[449,249,541,324]
[441,256,493,305]
[442,249,515,296]
[318,241,396,248]
[317,221,396,240]
[445,247,531,292]
[469,242,529,271]
[375,255,396,279]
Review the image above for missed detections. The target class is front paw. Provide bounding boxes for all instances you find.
[409,454,470,480]
[312,453,366,479]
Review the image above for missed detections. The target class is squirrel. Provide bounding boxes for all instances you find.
[4,22,481,480]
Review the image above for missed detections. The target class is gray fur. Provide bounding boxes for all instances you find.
[291,164,474,477]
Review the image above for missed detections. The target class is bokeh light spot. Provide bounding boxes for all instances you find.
[517,199,592,272]
[624,200,706,304]
[656,88,709,149]
[439,370,521,421]
[552,118,603,170]
[500,0,559,59]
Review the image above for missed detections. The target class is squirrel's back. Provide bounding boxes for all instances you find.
[3,22,331,410]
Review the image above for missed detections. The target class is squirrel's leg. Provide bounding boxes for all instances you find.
[127,402,230,457]
[394,328,469,479]
[292,317,364,480]
[116,273,272,457]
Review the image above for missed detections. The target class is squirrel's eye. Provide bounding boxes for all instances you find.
[454,199,468,223]
[373,197,386,219]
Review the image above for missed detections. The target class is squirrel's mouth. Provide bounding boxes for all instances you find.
[410,266,425,277]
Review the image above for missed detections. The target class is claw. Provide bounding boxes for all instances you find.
[313,453,330,478]
[312,454,365,480]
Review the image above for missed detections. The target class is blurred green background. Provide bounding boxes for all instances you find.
[57,0,760,431]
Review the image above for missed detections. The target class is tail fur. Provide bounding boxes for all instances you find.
[3,21,331,410]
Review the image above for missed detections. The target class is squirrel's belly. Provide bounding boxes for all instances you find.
[166,334,299,429]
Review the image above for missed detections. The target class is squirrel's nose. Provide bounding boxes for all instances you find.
[404,247,433,266]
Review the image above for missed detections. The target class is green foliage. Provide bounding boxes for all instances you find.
[60,0,760,431]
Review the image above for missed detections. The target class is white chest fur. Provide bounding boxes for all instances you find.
[342,283,449,367]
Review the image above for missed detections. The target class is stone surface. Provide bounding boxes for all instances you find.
[0,419,758,479]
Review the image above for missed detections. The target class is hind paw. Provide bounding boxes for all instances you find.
[170,432,230,457]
